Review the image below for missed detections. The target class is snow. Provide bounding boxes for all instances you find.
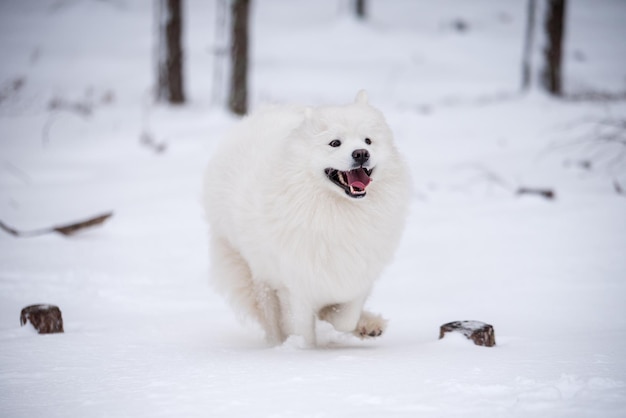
[1,0,626,417]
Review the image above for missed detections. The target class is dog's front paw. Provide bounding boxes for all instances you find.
[354,312,387,339]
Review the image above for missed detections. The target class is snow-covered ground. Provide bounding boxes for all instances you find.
[1,1,625,417]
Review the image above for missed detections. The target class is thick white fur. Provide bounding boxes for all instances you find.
[203,91,410,346]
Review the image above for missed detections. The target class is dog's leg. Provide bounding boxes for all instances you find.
[353,311,388,339]
[210,236,286,344]
[319,296,366,333]
[319,297,388,339]
[253,282,287,345]
[281,292,317,346]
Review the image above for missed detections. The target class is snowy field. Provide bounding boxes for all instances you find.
[1,0,626,417]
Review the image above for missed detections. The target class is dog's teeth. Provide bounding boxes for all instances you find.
[349,185,365,195]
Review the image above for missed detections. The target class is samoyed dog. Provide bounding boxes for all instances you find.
[203,91,410,346]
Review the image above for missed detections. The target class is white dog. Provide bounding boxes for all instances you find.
[203,91,410,346]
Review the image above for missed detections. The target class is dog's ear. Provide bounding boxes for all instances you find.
[354,89,368,104]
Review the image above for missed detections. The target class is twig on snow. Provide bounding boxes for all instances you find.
[515,187,555,200]
[0,212,113,238]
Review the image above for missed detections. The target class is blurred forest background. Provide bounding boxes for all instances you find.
[157,0,575,113]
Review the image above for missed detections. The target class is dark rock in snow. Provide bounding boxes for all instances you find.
[439,320,495,347]
[20,304,64,334]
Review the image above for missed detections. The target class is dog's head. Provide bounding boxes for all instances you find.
[296,90,396,200]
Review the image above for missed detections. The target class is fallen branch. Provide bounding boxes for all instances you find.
[0,212,113,238]
[516,187,556,200]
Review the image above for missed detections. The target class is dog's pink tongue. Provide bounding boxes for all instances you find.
[346,168,371,190]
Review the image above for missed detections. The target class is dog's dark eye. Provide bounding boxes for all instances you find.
[329,139,341,147]
[365,138,372,145]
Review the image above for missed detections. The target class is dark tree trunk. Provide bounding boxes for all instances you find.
[211,0,229,107]
[541,0,566,96]
[521,0,536,90]
[355,0,366,20]
[157,0,185,104]
[228,0,250,116]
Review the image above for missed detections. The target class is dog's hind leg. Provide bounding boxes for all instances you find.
[209,236,286,344]
[253,282,286,344]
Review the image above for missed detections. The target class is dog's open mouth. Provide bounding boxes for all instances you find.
[324,167,373,198]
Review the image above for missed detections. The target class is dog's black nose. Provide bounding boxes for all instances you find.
[352,149,370,165]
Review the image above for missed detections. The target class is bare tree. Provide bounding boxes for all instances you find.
[541,0,566,95]
[521,0,536,90]
[228,0,250,115]
[156,0,185,104]
[211,0,229,107]
[520,0,567,96]
[354,0,366,20]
